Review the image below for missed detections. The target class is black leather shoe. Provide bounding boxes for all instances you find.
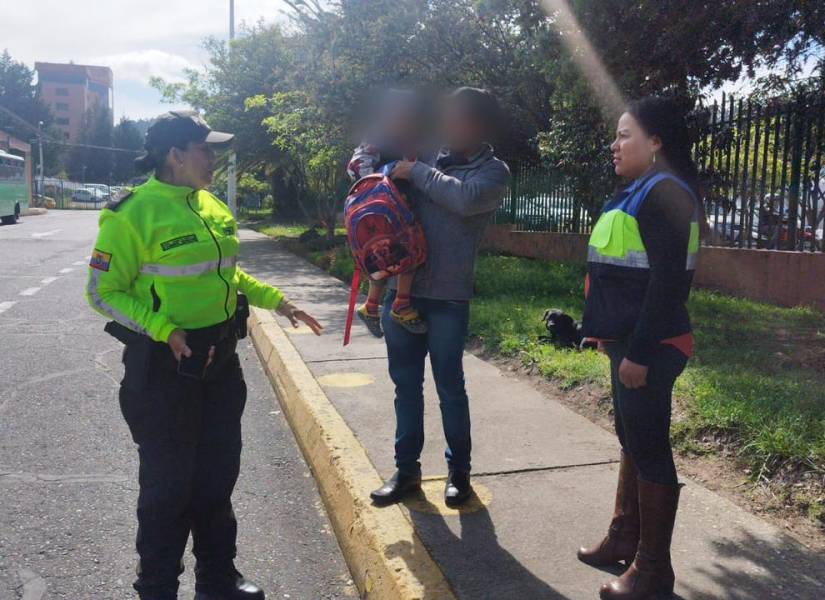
[194,570,264,600]
[445,471,472,507]
[370,470,422,506]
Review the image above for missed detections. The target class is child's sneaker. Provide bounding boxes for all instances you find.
[390,307,428,334]
[357,305,384,338]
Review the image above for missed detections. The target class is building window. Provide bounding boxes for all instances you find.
[56,102,69,111]
[55,88,69,97]
[56,117,70,126]
[64,131,70,139]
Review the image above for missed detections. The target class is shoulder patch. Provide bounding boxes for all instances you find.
[90,248,112,271]
[105,189,134,212]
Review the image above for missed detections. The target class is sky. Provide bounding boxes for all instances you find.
[5,1,288,120]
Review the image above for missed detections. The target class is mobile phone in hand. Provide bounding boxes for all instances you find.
[178,352,208,380]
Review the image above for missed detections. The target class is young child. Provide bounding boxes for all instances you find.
[347,89,432,337]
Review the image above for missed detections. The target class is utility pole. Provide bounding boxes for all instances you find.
[227,0,238,216]
[37,121,45,201]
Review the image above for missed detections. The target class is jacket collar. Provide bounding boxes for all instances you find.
[143,175,196,198]
[435,143,495,170]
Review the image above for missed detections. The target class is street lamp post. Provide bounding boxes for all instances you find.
[37,121,45,202]
[227,0,238,216]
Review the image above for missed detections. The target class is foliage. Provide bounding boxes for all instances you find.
[151,1,823,219]
[67,103,114,182]
[112,117,144,183]
[0,50,63,171]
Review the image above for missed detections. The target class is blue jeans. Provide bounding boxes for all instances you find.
[382,291,471,476]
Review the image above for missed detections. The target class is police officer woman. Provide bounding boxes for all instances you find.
[577,97,700,600]
[86,111,322,600]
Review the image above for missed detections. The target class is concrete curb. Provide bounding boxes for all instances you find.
[22,207,48,216]
[249,307,457,600]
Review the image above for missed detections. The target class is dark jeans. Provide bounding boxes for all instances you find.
[382,291,471,476]
[119,336,246,598]
[604,340,688,485]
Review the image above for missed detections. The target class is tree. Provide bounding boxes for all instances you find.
[67,103,114,182]
[112,117,144,183]
[0,50,64,172]
[249,91,349,239]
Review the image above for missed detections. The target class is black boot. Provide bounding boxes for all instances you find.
[194,567,264,600]
[444,470,472,507]
[370,470,422,506]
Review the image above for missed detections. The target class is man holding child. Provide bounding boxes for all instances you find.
[358,87,511,507]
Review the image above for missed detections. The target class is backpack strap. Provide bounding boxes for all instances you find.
[343,268,362,346]
[380,160,398,177]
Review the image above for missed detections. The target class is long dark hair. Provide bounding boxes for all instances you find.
[627,96,699,194]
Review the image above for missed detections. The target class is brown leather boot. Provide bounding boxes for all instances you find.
[599,478,681,600]
[577,450,639,567]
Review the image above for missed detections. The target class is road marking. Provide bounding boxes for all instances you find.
[0,301,16,314]
[40,276,58,285]
[31,229,61,238]
[19,287,41,296]
[72,260,86,266]
[18,568,46,600]
[59,267,74,274]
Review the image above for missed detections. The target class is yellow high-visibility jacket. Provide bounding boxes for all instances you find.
[85,175,283,342]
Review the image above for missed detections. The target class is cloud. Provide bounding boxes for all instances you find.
[91,50,196,85]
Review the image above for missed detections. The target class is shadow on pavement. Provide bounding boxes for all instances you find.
[676,526,825,600]
[388,491,570,600]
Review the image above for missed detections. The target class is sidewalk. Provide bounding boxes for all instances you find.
[238,228,825,600]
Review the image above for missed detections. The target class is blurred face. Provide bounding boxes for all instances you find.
[442,99,484,156]
[610,112,661,179]
[167,142,217,190]
[380,107,420,154]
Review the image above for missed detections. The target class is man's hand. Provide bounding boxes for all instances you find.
[618,357,648,389]
[390,160,416,181]
[168,328,215,365]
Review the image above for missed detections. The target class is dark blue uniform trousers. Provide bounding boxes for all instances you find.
[119,336,245,598]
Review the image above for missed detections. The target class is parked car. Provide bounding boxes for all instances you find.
[70,187,107,208]
[83,184,112,201]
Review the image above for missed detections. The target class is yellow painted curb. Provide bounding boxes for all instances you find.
[249,307,457,600]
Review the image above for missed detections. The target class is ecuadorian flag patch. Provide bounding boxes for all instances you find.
[90,249,112,272]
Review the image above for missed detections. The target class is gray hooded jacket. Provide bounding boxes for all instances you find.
[396,144,510,300]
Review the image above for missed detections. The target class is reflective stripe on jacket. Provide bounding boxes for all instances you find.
[587,171,700,271]
[85,176,284,342]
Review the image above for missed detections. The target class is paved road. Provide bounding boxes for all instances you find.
[0,211,355,600]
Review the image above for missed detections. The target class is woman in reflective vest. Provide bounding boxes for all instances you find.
[577,97,701,600]
[86,111,322,600]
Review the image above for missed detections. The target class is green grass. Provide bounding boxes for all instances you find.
[256,224,825,477]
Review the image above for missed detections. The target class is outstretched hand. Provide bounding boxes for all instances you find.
[286,309,324,336]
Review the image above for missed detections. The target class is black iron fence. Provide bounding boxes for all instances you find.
[496,87,825,252]
[695,90,825,252]
[33,179,125,210]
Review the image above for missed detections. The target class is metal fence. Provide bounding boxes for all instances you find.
[496,87,825,252]
[33,179,126,210]
[695,90,825,251]
[494,168,592,234]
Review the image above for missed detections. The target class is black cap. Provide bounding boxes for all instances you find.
[146,110,233,150]
[135,110,233,172]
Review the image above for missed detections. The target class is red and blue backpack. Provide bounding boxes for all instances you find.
[342,162,427,344]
